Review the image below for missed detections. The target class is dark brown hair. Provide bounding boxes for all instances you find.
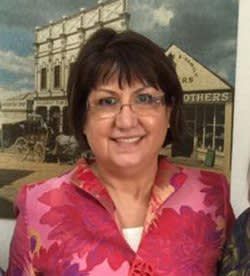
[67,28,184,150]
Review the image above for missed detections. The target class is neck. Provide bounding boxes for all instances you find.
[92,157,158,201]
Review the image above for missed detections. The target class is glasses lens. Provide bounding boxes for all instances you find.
[133,95,165,116]
[90,104,120,118]
[88,95,165,118]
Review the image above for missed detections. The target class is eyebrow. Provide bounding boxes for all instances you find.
[94,86,157,95]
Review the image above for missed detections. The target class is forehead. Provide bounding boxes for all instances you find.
[93,74,149,93]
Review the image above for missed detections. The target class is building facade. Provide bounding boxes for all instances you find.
[0,93,34,129]
[0,0,234,174]
[166,45,233,175]
[34,0,129,135]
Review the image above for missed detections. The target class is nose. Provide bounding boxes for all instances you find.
[114,104,138,129]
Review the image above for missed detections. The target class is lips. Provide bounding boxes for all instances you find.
[111,136,144,144]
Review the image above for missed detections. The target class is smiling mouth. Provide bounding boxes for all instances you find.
[111,136,144,144]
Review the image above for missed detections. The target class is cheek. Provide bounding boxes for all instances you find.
[149,112,169,132]
[83,119,111,145]
[151,113,170,142]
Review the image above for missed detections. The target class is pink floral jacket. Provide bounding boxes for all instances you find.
[7,157,234,276]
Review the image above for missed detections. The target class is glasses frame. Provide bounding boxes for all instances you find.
[86,94,166,119]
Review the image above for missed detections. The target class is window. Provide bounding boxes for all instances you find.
[214,104,225,152]
[40,68,47,90]
[184,104,196,137]
[204,105,214,149]
[196,105,204,148]
[54,65,61,88]
[184,103,225,152]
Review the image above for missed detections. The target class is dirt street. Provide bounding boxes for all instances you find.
[0,152,72,218]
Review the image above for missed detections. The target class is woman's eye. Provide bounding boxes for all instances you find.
[97,97,118,106]
[136,94,154,104]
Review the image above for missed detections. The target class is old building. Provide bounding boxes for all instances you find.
[0,0,234,174]
[34,0,129,135]
[166,45,233,175]
[0,93,34,129]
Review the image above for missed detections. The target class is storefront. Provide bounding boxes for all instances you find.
[0,93,34,129]
[166,45,233,175]
[34,97,69,135]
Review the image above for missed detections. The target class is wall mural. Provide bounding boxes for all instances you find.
[0,0,239,218]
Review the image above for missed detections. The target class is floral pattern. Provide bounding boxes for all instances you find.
[7,157,234,275]
[200,171,228,217]
[139,207,222,275]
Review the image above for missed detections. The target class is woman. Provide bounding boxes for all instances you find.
[219,165,250,275]
[7,28,234,275]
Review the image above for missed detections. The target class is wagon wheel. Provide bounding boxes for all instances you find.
[33,142,46,162]
[14,137,29,159]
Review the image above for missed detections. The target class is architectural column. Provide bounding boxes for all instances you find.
[34,31,40,93]
[80,8,86,28]
[60,36,67,93]
[61,16,67,93]
[48,56,53,95]
[48,21,54,95]
[34,60,39,93]
[59,107,64,133]
[122,0,128,11]
[98,0,104,26]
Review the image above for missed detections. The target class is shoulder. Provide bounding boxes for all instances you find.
[182,162,228,184]
[14,167,76,216]
[176,161,232,210]
[160,156,229,189]
[159,157,231,208]
[160,157,234,222]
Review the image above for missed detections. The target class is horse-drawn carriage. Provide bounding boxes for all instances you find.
[3,113,82,163]
[3,114,48,162]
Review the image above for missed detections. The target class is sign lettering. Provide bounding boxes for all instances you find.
[184,92,231,103]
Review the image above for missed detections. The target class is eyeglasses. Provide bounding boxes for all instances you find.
[87,93,166,119]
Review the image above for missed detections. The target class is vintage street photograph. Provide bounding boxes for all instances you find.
[0,0,239,218]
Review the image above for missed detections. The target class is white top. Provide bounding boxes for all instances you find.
[122,226,143,252]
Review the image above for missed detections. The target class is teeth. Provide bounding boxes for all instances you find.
[115,137,141,143]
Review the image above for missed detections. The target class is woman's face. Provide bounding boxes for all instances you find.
[83,77,171,171]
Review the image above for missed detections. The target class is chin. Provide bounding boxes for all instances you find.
[108,154,137,166]
[110,152,153,170]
